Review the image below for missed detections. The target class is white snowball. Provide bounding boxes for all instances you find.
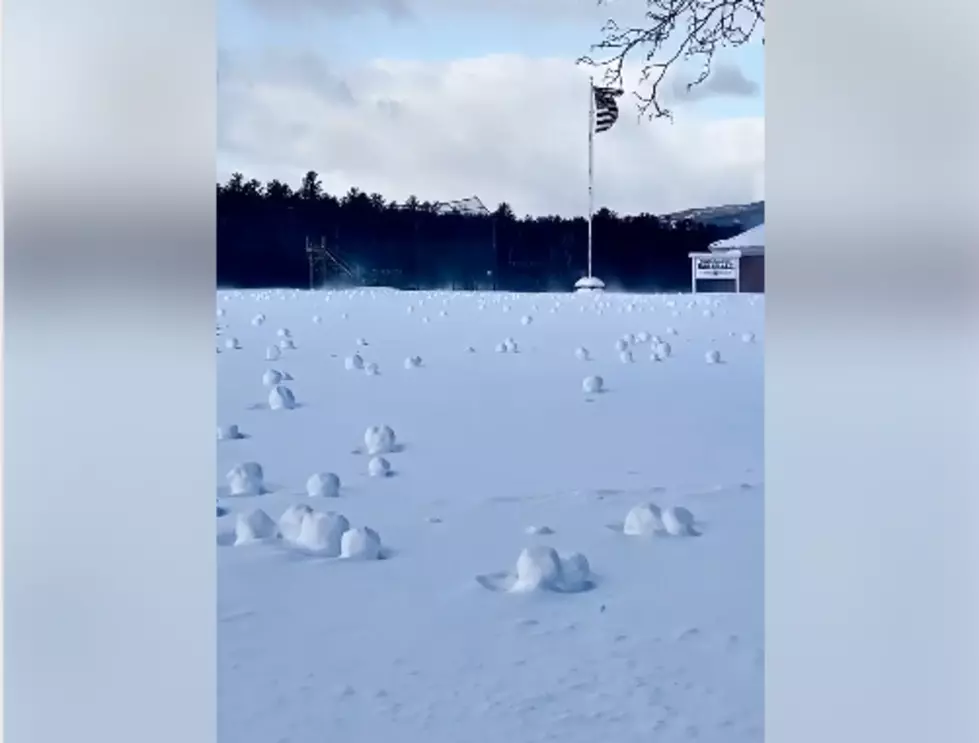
[521,315,533,326]
[224,337,240,350]
[511,546,564,593]
[662,506,698,537]
[312,315,322,324]
[251,314,266,326]
[340,526,383,560]
[234,508,278,545]
[364,425,396,455]
[404,355,422,369]
[623,333,636,345]
[345,354,364,371]
[262,369,284,386]
[636,331,651,343]
[340,312,349,320]
[559,552,592,591]
[266,345,282,360]
[439,310,448,317]
[703,309,714,318]
[306,472,341,498]
[705,349,722,364]
[295,511,350,556]
[363,362,380,376]
[653,341,672,360]
[367,456,392,477]
[619,350,634,364]
[277,328,291,338]
[503,337,519,353]
[279,503,314,543]
[278,338,296,350]
[227,462,264,496]
[406,305,414,314]
[466,346,476,353]
[525,525,555,535]
[356,338,369,347]
[741,332,756,343]
[217,424,241,441]
[495,342,508,354]
[614,338,629,352]
[582,375,604,394]
[623,503,664,536]
[216,307,226,318]
[575,346,591,361]
[666,326,678,335]
[269,385,296,410]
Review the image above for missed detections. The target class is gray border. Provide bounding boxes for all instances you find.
[3,1,216,742]
[768,1,979,741]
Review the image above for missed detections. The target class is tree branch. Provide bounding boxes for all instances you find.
[579,0,764,121]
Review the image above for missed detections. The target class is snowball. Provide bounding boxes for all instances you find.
[623,333,636,345]
[266,345,282,361]
[439,310,448,317]
[703,309,714,318]
[227,462,264,497]
[653,341,672,360]
[636,331,651,343]
[251,314,266,326]
[295,511,350,556]
[559,552,592,591]
[356,338,369,347]
[623,503,664,536]
[511,546,564,593]
[340,526,382,560]
[367,456,392,477]
[619,350,633,364]
[666,327,678,335]
[345,354,364,371]
[279,503,314,543]
[262,369,284,386]
[306,472,341,498]
[277,328,292,338]
[269,385,297,410]
[503,337,519,353]
[364,425,396,455]
[466,346,476,353]
[406,306,414,314]
[217,424,242,441]
[525,525,555,535]
[216,308,226,318]
[575,347,591,361]
[404,355,422,369]
[705,349,722,364]
[662,506,698,537]
[521,315,533,326]
[582,375,604,394]
[495,342,508,354]
[614,338,629,352]
[279,338,296,350]
[312,315,322,324]
[340,312,349,320]
[741,332,756,343]
[364,362,380,376]
[224,337,241,350]
[234,508,278,545]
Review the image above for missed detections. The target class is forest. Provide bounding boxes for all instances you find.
[217,170,748,292]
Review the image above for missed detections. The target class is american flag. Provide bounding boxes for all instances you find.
[593,85,624,133]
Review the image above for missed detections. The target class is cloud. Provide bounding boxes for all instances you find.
[669,63,760,102]
[218,50,764,217]
[240,0,412,21]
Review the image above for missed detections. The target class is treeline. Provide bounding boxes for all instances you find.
[217,170,745,292]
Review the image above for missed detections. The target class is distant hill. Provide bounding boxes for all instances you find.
[662,201,764,230]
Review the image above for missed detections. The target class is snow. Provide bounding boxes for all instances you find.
[217,288,763,743]
[710,223,765,251]
[306,472,341,498]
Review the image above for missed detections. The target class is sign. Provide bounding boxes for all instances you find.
[694,257,739,281]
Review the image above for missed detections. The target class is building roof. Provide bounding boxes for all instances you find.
[710,223,764,253]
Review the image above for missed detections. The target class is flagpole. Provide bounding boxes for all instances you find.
[587,76,595,279]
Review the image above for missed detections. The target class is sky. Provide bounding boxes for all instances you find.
[218,0,764,217]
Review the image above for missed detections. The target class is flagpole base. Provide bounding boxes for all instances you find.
[574,276,606,293]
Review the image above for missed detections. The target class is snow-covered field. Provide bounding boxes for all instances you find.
[217,288,764,743]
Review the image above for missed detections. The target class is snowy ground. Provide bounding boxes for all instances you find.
[217,288,764,743]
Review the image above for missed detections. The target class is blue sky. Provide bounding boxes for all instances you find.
[217,0,764,216]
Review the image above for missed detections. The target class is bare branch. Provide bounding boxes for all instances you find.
[579,0,764,121]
